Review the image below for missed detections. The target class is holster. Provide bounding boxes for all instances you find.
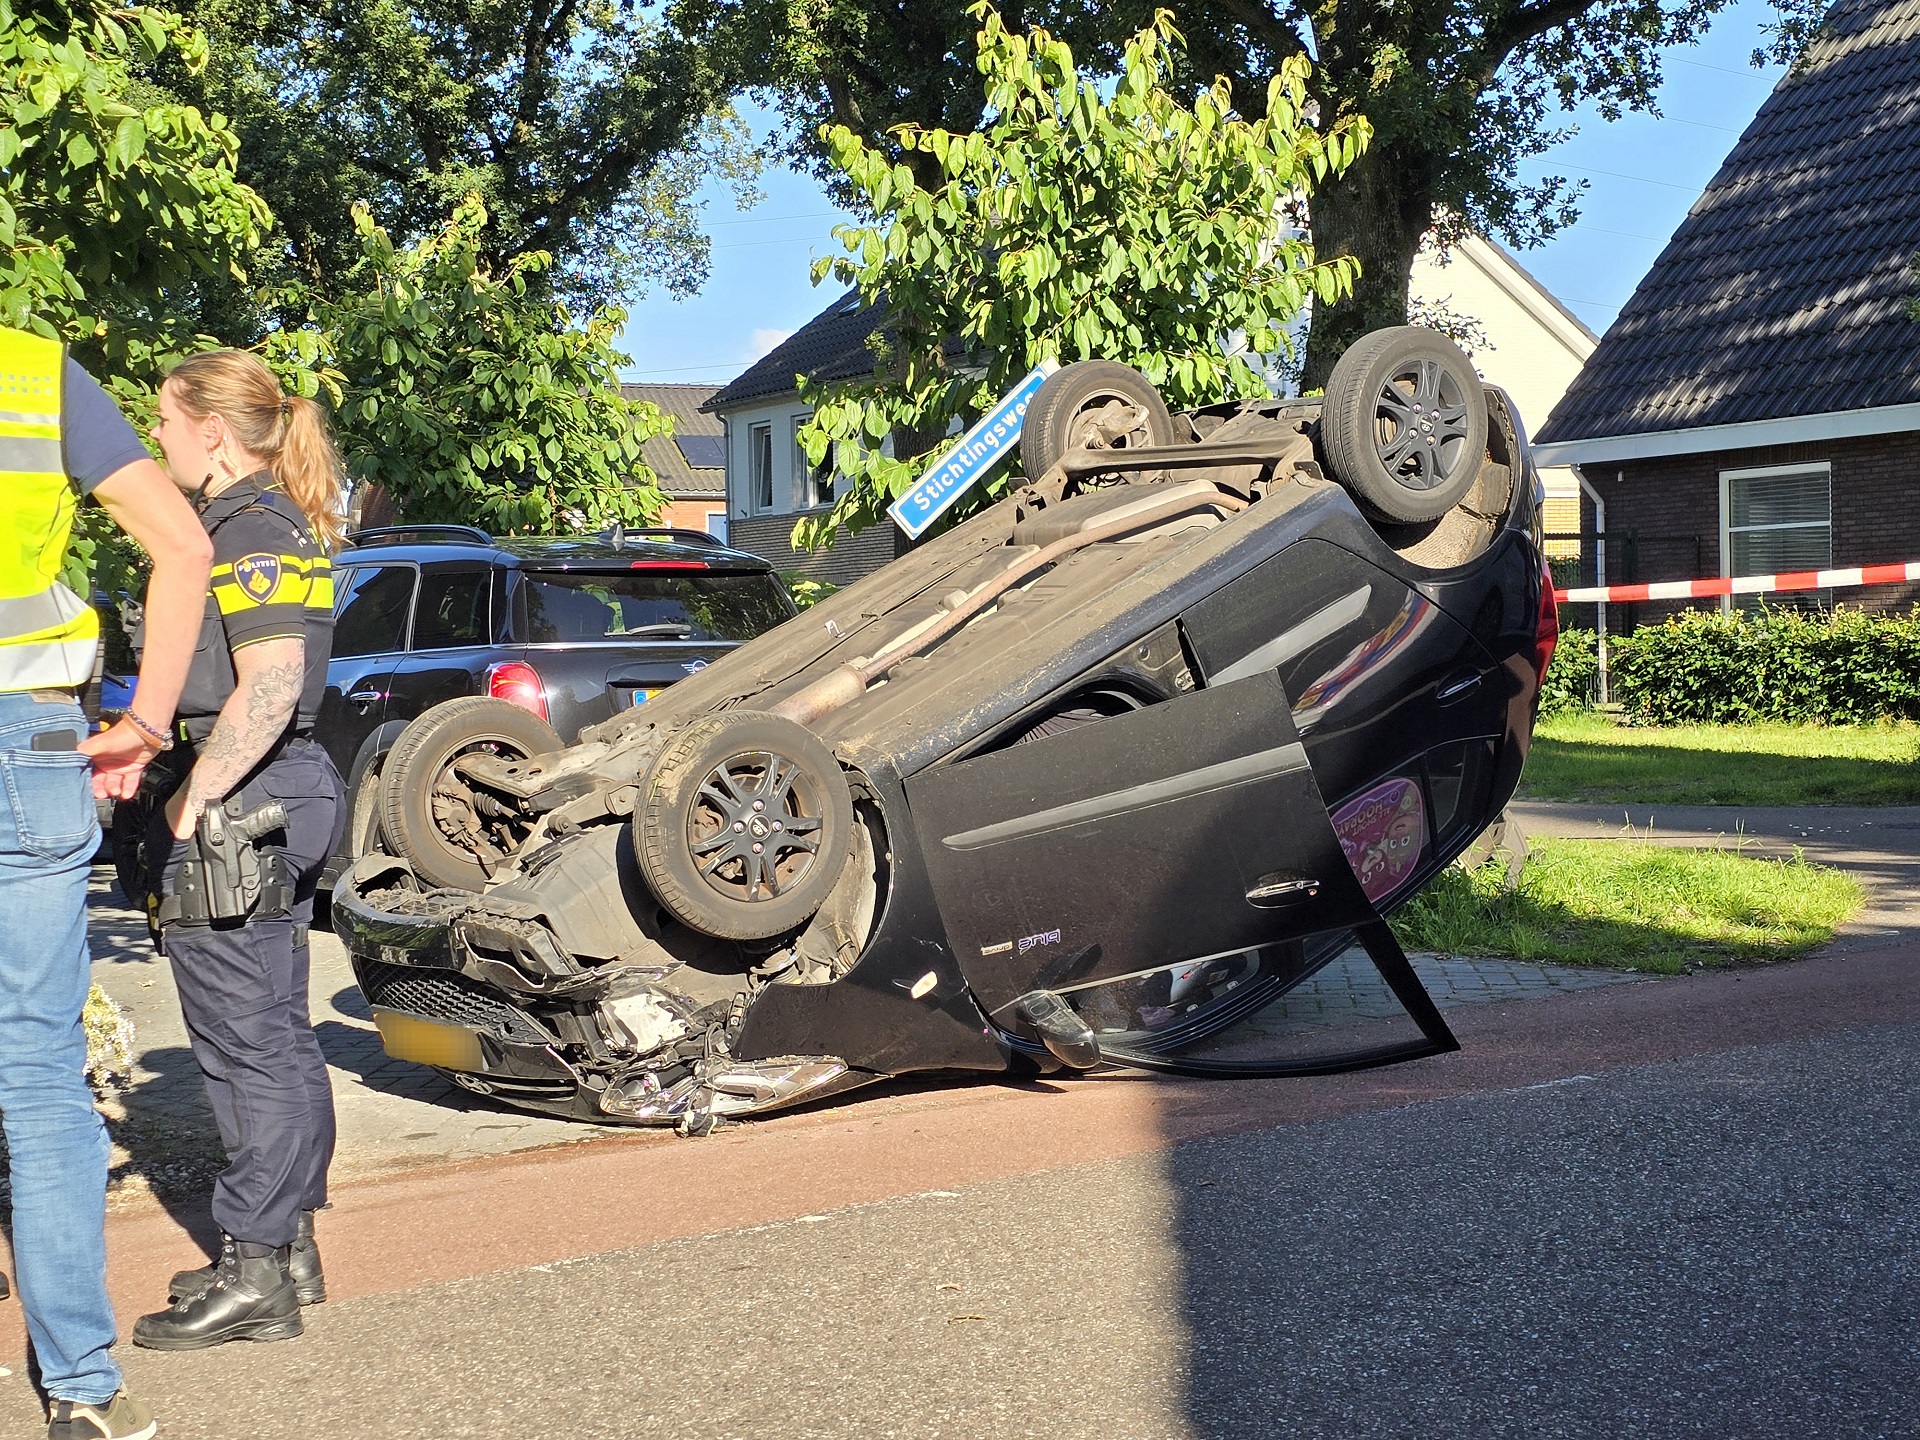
[156,797,293,929]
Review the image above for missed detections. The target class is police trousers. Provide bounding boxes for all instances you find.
[155,738,346,1246]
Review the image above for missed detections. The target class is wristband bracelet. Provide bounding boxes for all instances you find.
[124,708,174,751]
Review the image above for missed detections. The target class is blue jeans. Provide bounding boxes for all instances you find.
[0,690,120,1404]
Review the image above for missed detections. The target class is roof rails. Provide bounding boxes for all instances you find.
[346,524,493,547]
[598,525,727,549]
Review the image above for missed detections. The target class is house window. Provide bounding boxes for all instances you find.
[749,423,775,511]
[792,415,833,509]
[706,509,727,543]
[1720,463,1831,612]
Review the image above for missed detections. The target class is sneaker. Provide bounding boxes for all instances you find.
[47,1392,157,1440]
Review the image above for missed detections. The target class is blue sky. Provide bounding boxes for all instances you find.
[616,0,1788,382]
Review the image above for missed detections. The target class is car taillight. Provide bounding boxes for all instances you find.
[1532,555,1560,684]
[488,661,549,722]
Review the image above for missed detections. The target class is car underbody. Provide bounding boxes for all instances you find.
[334,336,1554,1132]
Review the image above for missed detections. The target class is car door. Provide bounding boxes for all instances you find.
[384,562,499,721]
[1181,536,1513,911]
[318,562,415,785]
[904,560,1470,1079]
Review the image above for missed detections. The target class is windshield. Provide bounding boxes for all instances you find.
[520,570,791,644]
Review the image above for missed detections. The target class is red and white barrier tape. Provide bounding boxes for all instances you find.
[1554,560,1920,606]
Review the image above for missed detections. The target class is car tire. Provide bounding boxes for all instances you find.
[634,711,853,942]
[1319,326,1489,524]
[1020,360,1175,478]
[379,697,562,892]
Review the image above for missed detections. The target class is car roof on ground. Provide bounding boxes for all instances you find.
[339,530,773,570]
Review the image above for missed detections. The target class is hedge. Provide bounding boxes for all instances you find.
[1542,607,1920,725]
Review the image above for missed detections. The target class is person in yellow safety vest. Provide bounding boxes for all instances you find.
[0,326,212,1440]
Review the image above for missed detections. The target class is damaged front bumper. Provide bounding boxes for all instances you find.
[332,855,859,1130]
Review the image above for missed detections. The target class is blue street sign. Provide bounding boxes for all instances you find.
[889,360,1059,541]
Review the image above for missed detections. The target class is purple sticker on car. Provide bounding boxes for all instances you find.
[1331,776,1426,904]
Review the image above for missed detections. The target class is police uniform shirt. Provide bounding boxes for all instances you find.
[178,476,335,744]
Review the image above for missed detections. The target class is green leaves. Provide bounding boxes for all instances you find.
[1,0,268,390]
[793,6,1366,546]
[272,196,670,537]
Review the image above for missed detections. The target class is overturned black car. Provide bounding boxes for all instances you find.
[333,327,1558,1131]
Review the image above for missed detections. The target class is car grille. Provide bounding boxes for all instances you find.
[357,958,555,1047]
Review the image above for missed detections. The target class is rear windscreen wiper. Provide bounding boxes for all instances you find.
[614,622,696,638]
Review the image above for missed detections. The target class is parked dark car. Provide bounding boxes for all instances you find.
[317,527,796,891]
[333,328,1557,1131]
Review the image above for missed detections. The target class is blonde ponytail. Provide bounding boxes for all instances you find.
[277,394,347,550]
[165,350,347,550]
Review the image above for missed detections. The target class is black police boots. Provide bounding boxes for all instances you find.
[168,1210,326,1307]
[132,1242,303,1350]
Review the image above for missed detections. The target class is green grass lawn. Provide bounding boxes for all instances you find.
[1518,711,1920,806]
[1391,838,1861,974]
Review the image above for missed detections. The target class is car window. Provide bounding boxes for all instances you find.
[522,571,791,644]
[333,564,417,658]
[412,564,492,651]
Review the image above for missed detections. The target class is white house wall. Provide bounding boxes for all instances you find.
[1409,234,1594,529]
[722,399,826,521]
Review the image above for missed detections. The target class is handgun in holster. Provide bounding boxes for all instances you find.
[156,797,294,929]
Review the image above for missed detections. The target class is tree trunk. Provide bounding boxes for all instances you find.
[1300,144,1433,392]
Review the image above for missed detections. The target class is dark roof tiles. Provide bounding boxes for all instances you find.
[1536,0,1920,445]
[618,383,726,497]
[703,289,887,411]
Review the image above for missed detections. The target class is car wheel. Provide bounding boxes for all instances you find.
[1020,360,1175,478]
[634,711,853,942]
[379,697,562,892]
[348,762,392,861]
[1319,326,1489,524]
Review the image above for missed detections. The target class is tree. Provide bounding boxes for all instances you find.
[1,0,269,393]
[1053,0,1829,385]
[159,0,762,318]
[273,195,669,535]
[791,6,1366,547]
[728,0,1003,198]
[750,0,1822,387]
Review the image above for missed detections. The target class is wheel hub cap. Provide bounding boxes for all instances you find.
[687,751,822,902]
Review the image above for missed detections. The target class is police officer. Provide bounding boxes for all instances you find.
[0,325,212,1440]
[125,350,347,1352]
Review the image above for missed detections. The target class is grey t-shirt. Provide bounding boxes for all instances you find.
[62,358,151,495]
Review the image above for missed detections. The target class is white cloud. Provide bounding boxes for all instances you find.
[747,328,793,362]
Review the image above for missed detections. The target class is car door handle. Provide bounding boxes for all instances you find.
[348,689,382,709]
[1436,671,1482,703]
[1246,872,1320,907]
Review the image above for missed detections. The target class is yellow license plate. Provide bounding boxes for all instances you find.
[372,1009,486,1072]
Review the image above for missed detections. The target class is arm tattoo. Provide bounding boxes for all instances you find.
[184,644,305,816]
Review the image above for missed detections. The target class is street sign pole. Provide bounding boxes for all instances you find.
[888,360,1059,542]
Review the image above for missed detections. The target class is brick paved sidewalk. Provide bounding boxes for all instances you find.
[84,868,616,1211]
[75,862,1642,1208]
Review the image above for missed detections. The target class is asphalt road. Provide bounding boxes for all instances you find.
[20,1012,1918,1440]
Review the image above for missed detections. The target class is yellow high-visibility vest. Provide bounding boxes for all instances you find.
[0,327,99,691]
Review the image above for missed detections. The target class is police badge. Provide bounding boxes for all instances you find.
[234,553,282,603]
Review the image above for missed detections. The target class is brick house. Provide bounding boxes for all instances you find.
[618,383,729,540]
[1532,0,1920,631]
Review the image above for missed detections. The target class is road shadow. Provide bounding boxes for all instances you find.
[99,1046,226,1257]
